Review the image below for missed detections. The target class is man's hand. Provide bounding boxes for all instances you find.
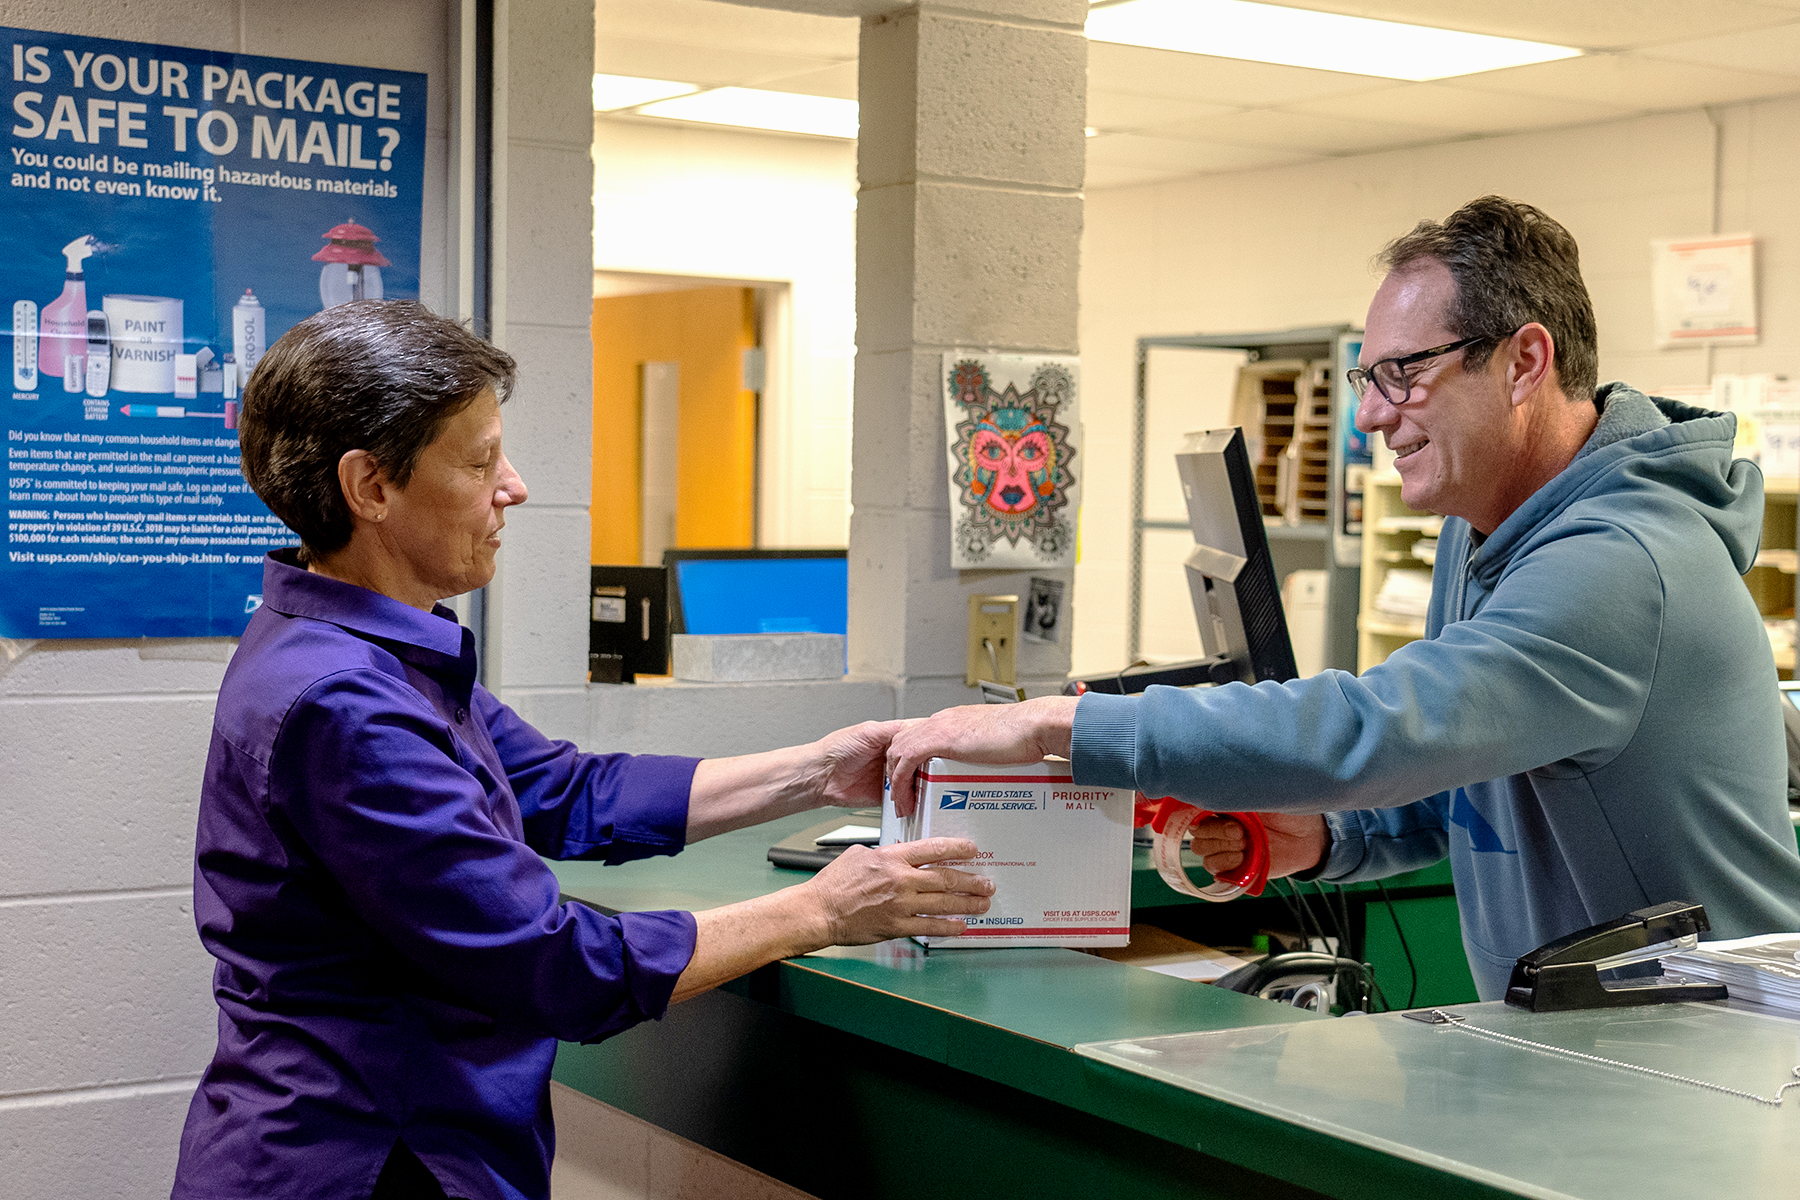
[802,837,995,946]
[1188,811,1329,880]
[883,696,1080,817]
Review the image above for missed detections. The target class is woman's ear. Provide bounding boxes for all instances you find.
[335,450,391,524]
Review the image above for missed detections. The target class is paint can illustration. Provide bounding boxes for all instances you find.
[102,295,183,393]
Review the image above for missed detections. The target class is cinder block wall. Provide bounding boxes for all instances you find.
[0,2,601,1194]
[487,0,596,746]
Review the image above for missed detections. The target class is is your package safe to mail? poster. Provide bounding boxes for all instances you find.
[2,26,424,638]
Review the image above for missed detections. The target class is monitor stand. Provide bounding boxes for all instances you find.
[1064,654,1240,695]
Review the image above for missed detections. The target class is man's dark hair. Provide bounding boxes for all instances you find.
[238,300,517,560]
[1379,195,1598,402]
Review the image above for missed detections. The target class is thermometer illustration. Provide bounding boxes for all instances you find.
[13,300,38,391]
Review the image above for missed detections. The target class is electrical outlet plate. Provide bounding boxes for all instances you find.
[966,593,1019,687]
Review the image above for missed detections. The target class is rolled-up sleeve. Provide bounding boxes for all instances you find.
[271,669,696,1042]
[476,687,699,862]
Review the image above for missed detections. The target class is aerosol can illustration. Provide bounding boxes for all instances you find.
[232,289,265,383]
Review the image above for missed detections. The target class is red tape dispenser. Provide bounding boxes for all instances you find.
[1135,794,1271,902]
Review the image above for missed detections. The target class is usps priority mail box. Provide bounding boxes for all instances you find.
[880,758,1133,948]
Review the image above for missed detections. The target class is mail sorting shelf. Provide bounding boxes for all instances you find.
[1127,327,1364,674]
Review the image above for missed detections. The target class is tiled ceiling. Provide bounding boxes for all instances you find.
[595,0,1800,188]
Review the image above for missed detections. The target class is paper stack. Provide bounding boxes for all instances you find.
[1374,568,1434,620]
[1661,934,1800,1013]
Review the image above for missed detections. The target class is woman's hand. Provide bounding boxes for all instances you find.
[801,719,910,809]
[883,697,1079,817]
[802,838,994,945]
[1189,812,1330,880]
[685,719,908,841]
[670,838,994,1001]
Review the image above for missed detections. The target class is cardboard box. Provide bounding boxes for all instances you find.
[880,758,1133,948]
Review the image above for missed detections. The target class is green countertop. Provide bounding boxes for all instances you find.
[551,810,1312,1055]
[550,813,1800,1200]
[1080,1001,1800,1200]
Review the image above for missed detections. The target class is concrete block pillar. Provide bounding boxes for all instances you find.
[487,0,597,743]
[850,0,1088,716]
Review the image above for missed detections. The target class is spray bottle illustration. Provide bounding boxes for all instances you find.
[40,235,97,393]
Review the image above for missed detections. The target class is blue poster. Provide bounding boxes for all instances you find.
[2,27,425,638]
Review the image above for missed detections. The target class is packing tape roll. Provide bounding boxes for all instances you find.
[1147,801,1271,902]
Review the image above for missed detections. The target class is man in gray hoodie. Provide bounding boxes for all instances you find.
[883,196,1800,1000]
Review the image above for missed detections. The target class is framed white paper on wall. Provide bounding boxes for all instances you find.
[1652,234,1758,347]
[942,353,1080,570]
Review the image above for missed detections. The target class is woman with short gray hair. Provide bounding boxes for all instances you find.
[172,301,992,1200]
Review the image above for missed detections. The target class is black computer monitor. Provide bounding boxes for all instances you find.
[1174,426,1299,685]
[1068,425,1296,694]
[662,548,847,636]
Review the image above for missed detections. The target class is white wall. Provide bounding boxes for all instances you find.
[1075,96,1800,675]
[592,116,858,548]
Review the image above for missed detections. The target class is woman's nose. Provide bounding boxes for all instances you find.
[496,454,528,506]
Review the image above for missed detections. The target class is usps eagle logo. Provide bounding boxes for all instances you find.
[944,357,1078,568]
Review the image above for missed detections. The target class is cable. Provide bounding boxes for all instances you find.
[1331,883,1352,953]
[1309,882,1379,1012]
[1290,885,1329,954]
[1375,880,1419,1009]
[1268,879,1311,948]
[1308,880,1347,954]
[1367,967,1393,1014]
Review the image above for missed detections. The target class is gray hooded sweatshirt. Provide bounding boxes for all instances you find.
[1072,383,1800,999]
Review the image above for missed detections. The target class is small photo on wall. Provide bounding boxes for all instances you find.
[1021,577,1065,645]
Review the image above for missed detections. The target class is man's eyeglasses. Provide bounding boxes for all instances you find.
[1346,335,1487,406]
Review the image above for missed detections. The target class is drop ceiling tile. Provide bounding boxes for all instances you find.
[1148,108,1444,154]
[1086,132,1322,172]
[754,61,859,101]
[1086,162,1199,189]
[1088,41,1389,108]
[595,37,840,90]
[596,0,858,60]
[1285,81,1629,134]
[1088,89,1240,133]
[1271,0,1796,52]
[1638,23,1800,79]
[1461,52,1800,109]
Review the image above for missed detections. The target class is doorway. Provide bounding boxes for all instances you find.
[591,282,761,565]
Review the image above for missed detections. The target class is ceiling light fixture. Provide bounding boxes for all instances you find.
[635,87,859,139]
[1085,0,1581,81]
[593,74,699,111]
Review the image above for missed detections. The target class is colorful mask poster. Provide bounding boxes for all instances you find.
[1,25,425,638]
[942,353,1080,570]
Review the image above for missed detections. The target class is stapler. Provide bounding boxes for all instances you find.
[1504,900,1730,1012]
